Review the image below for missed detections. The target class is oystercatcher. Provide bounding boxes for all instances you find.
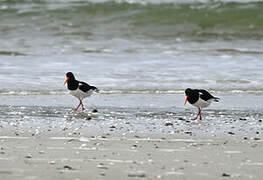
[64,72,99,111]
[184,88,219,120]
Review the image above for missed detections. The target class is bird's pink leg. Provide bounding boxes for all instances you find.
[199,108,202,120]
[193,107,201,120]
[74,100,82,111]
[80,100,85,111]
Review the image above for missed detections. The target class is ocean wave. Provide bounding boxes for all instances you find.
[0,0,263,41]
[0,51,27,56]
[1,88,263,95]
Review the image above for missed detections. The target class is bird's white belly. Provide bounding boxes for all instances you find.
[69,89,93,100]
[192,99,211,109]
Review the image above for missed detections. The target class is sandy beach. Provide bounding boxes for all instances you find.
[0,94,262,180]
[0,132,262,180]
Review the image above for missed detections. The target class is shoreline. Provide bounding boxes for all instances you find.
[0,93,262,179]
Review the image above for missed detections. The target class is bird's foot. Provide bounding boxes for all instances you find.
[193,115,201,120]
[74,108,79,111]
[193,118,202,120]
[81,104,85,111]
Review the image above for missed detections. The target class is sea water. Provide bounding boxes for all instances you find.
[0,0,263,94]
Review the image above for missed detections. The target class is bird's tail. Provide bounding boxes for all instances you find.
[95,88,99,93]
[91,86,99,93]
[212,97,220,102]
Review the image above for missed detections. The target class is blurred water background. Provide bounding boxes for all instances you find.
[0,0,263,95]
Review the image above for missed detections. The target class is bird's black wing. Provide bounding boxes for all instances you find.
[79,81,99,92]
[197,89,219,102]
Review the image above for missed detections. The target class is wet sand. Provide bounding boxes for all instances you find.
[0,133,263,180]
[0,94,263,179]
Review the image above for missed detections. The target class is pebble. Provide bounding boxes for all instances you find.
[164,122,173,126]
[222,173,231,177]
[92,109,98,113]
[185,131,192,135]
[97,163,108,169]
[25,154,32,158]
[63,165,73,170]
[228,132,235,135]
[174,130,180,133]
[48,161,56,165]
[85,116,92,120]
[15,132,19,136]
[239,118,246,121]
[39,151,45,154]
[128,172,146,178]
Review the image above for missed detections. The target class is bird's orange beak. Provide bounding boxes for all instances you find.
[64,77,69,86]
[184,95,188,106]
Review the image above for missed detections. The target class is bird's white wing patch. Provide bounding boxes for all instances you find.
[69,88,92,100]
[192,98,211,109]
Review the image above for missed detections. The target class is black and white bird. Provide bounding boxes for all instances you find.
[64,72,99,111]
[184,88,219,120]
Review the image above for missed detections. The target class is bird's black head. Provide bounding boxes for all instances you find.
[66,72,75,79]
[184,88,199,105]
[64,72,76,86]
[184,88,196,105]
[185,88,193,96]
